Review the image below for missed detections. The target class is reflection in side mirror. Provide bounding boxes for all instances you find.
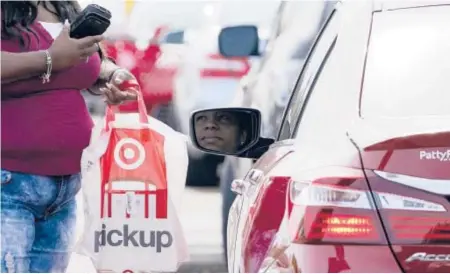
[219,25,260,57]
[190,108,261,156]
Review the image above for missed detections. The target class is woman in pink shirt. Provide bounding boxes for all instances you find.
[1,1,138,272]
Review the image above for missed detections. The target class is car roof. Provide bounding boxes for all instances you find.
[373,0,450,11]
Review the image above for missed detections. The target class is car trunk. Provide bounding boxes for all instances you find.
[349,117,450,272]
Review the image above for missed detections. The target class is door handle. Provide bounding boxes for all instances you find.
[247,169,263,185]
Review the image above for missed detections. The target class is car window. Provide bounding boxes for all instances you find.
[269,2,286,41]
[247,2,337,139]
[278,7,340,140]
[361,6,450,118]
[289,1,338,60]
[291,40,312,60]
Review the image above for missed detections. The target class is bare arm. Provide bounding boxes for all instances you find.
[1,51,47,84]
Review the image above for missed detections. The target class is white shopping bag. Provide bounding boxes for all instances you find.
[77,90,189,273]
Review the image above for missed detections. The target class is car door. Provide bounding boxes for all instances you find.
[228,4,341,273]
[227,142,295,273]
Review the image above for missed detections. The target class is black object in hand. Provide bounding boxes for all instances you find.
[70,4,111,39]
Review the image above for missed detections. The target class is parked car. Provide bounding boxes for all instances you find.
[219,0,336,259]
[83,28,185,127]
[190,0,450,272]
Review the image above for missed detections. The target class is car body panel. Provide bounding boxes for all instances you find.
[227,0,450,273]
[228,142,294,272]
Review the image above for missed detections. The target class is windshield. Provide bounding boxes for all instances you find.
[361,6,450,118]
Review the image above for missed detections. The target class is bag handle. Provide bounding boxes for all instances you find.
[104,79,149,132]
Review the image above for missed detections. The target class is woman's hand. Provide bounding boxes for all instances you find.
[49,21,104,71]
[100,69,138,105]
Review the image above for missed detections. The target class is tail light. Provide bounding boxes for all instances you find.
[288,166,449,245]
[200,54,250,78]
[368,170,449,245]
[288,167,387,245]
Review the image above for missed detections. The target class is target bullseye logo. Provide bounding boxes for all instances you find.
[114,138,146,170]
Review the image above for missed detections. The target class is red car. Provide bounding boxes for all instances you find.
[189,0,450,272]
[102,27,184,114]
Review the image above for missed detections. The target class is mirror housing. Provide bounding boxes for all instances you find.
[219,25,260,57]
[190,107,266,157]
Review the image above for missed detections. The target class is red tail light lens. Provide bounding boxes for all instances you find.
[200,54,250,78]
[316,214,376,238]
[389,216,450,241]
[288,167,450,245]
[363,170,449,244]
[288,167,387,244]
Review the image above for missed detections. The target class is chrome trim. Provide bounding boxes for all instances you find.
[377,192,446,212]
[231,179,246,195]
[374,170,450,195]
[247,169,263,184]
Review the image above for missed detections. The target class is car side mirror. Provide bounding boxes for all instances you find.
[160,30,184,44]
[189,107,263,157]
[219,25,260,57]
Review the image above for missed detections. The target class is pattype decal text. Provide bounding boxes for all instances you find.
[406,252,450,262]
[94,224,173,253]
[419,150,450,162]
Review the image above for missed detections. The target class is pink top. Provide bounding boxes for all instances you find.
[1,21,101,176]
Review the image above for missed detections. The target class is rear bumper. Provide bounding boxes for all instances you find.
[260,244,402,273]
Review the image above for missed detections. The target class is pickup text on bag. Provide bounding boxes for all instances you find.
[94,224,173,253]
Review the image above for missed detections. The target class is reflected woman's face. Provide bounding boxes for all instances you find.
[194,110,246,153]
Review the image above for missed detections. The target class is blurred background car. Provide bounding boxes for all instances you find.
[104,27,186,127]
[217,0,337,259]
[84,27,185,115]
